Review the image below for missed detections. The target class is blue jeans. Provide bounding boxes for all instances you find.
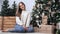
[8,24,34,33]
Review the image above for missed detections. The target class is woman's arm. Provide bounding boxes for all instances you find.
[26,12,31,27]
[16,16,23,25]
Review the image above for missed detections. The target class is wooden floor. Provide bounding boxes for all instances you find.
[0,32,53,34]
[0,30,53,34]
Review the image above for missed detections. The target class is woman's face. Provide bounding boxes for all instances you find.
[19,3,25,10]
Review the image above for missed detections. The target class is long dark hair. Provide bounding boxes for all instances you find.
[16,2,26,17]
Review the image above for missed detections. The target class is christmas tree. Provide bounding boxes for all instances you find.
[8,1,17,16]
[31,0,50,27]
[31,0,60,27]
[12,1,16,16]
[1,0,17,16]
[50,0,60,25]
[1,0,9,16]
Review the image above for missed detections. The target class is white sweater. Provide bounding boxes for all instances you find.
[16,11,31,27]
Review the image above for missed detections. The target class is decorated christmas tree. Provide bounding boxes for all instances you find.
[31,0,60,27]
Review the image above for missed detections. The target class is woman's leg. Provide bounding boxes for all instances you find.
[8,24,25,33]
[27,26,34,33]
[15,24,25,33]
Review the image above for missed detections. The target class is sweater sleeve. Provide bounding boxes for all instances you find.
[16,16,23,25]
[26,12,31,27]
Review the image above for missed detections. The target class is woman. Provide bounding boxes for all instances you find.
[8,2,34,33]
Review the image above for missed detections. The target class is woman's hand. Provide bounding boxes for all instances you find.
[24,27,28,30]
[23,25,28,30]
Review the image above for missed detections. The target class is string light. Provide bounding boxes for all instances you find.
[36,15,39,18]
